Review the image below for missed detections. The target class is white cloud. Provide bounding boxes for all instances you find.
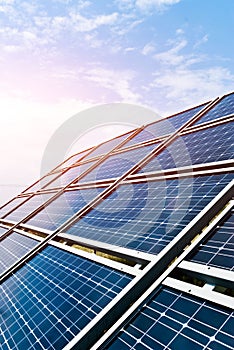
[70,12,119,32]
[153,66,234,106]
[85,67,141,103]
[154,39,188,65]
[136,0,181,10]
[142,42,155,55]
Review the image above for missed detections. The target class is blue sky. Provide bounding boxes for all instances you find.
[0,0,233,204]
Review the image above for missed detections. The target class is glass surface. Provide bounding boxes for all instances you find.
[0,232,38,274]
[139,121,234,173]
[4,193,54,223]
[65,173,233,255]
[0,226,8,237]
[79,144,156,183]
[122,104,207,148]
[195,92,234,125]
[26,187,105,231]
[0,245,132,350]
[0,197,28,219]
[188,211,234,271]
[107,286,234,350]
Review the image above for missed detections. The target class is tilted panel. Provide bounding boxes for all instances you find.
[0,245,132,350]
[3,193,54,223]
[25,172,63,193]
[0,232,38,274]
[188,210,234,271]
[43,160,96,190]
[26,187,105,231]
[194,92,234,125]
[122,104,206,148]
[85,131,133,160]
[139,121,234,174]
[0,197,29,219]
[106,286,234,350]
[79,144,155,184]
[0,226,8,237]
[58,149,89,169]
[65,173,233,255]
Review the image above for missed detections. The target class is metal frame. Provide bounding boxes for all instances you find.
[90,198,234,350]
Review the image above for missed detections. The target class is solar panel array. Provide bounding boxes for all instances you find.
[0,92,233,350]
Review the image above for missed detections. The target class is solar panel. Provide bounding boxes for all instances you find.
[188,210,234,271]
[57,149,89,169]
[139,121,234,173]
[0,232,38,274]
[25,172,63,193]
[42,160,96,190]
[194,92,234,125]
[65,173,233,254]
[0,197,29,219]
[26,187,105,231]
[3,193,54,223]
[0,226,8,237]
[85,131,133,160]
[0,245,132,350]
[106,286,234,350]
[79,144,155,183]
[121,104,207,149]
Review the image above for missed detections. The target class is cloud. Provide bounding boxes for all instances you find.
[142,42,155,55]
[85,67,141,103]
[153,66,234,105]
[70,11,119,32]
[136,0,181,10]
[154,39,188,65]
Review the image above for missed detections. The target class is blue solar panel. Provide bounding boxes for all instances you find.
[26,187,105,231]
[0,226,8,237]
[43,161,96,190]
[121,104,206,148]
[139,121,234,173]
[0,197,28,219]
[4,193,54,223]
[195,92,234,125]
[106,286,234,350]
[65,173,233,254]
[85,131,133,160]
[188,211,234,271]
[0,245,132,350]
[0,232,38,275]
[79,145,155,183]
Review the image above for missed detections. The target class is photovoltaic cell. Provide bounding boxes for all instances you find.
[0,197,29,219]
[139,121,234,173]
[121,104,207,148]
[79,144,155,183]
[65,173,233,255]
[0,245,132,350]
[26,187,105,231]
[4,193,54,223]
[85,131,133,160]
[0,232,38,275]
[195,92,234,125]
[25,172,63,193]
[106,286,234,350]
[58,149,89,169]
[43,160,96,190]
[188,210,234,271]
[0,226,8,237]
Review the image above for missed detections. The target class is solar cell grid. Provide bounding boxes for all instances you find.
[106,286,234,350]
[4,193,54,223]
[26,187,105,231]
[0,226,8,237]
[0,197,28,219]
[0,245,132,350]
[121,104,206,149]
[85,131,133,160]
[195,92,234,125]
[139,121,234,174]
[79,144,155,183]
[0,232,38,275]
[43,160,96,190]
[188,211,234,271]
[65,173,233,255]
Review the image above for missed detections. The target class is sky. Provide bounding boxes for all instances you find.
[0,0,233,205]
